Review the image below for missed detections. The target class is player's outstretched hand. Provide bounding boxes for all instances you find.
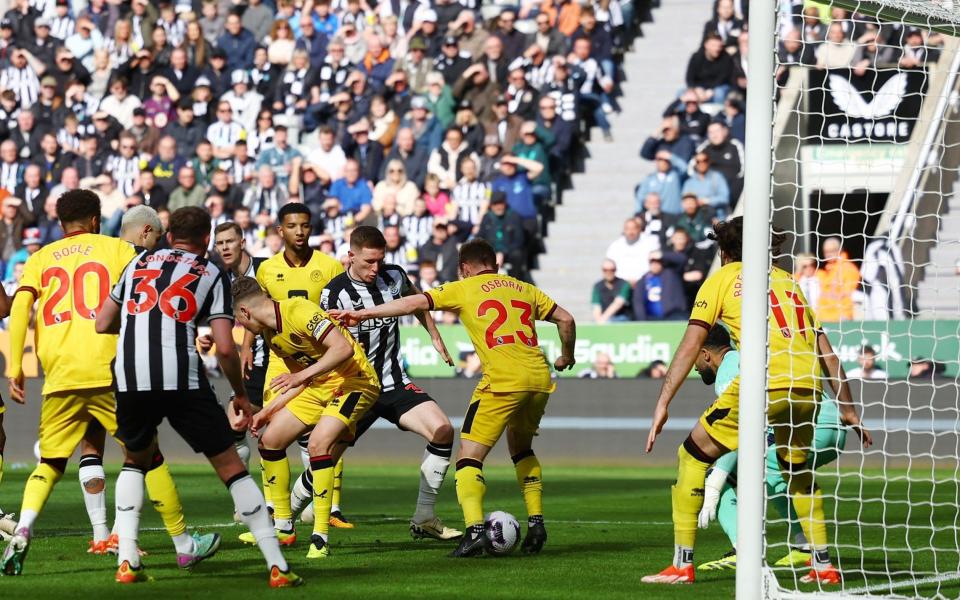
[196,334,214,353]
[8,374,24,404]
[240,346,254,379]
[270,372,309,394]
[851,423,873,448]
[328,309,361,327]
[645,405,668,453]
[432,334,454,366]
[250,409,273,437]
[231,394,253,431]
[554,355,575,371]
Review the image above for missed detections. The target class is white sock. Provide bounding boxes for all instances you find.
[674,544,694,568]
[235,440,251,470]
[115,466,145,568]
[172,532,196,555]
[412,446,451,523]
[16,509,38,535]
[230,474,288,571]
[812,548,832,569]
[297,434,310,472]
[290,471,313,517]
[79,455,110,542]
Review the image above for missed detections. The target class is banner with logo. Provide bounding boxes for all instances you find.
[2,321,953,381]
[396,321,959,380]
[807,68,928,143]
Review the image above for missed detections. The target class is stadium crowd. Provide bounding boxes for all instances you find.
[0,0,653,302]
[596,0,943,323]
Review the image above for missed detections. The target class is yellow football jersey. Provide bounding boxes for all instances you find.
[16,232,136,394]
[263,297,377,389]
[256,249,344,304]
[689,262,822,393]
[424,271,557,393]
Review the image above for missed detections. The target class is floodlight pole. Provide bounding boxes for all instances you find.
[738,0,776,598]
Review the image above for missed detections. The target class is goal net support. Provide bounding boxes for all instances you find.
[740,1,960,599]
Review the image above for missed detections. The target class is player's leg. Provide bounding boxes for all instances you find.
[78,421,111,552]
[643,390,736,584]
[770,391,837,584]
[0,407,14,542]
[2,392,88,575]
[329,457,352,528]
[505,391,550,554]
[391,388,459,539]
[253,408,309,543]
[170,389,300,586]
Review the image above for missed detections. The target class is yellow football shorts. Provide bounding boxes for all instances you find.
[699,386,817,464]
[460,385,551,447]
[262,358,290,407]
[285,376,379,436]
[38,387,117,458]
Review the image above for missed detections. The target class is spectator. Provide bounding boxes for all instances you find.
[206,99,246,160]
[383,223,417,272]
[306,126,347,185]
[135,169,169,210]
[16,163,45,224]
[637,192,674,245]
[638,359,668,379]
[674,193,713,243]
[794,252,821,313]
[244,165,289,225]
[37,194,60,245]
[568,37,613,141]
[846,345,888,380]
[167,165,205,210]
[3,225,40,279]
[681,152,730,218]
[167,99,204,158]
[816,22,856,69]
[815,236,861,322]
[243,0,275,45]
[696,120,744,206]
[209,168,244,213]
[667,227,712,307]
[605,216,661,286]
[663,90,710,145]
[633,251,688,321]
[421,173,452,219]
[221,70,263,135]
[592,259,633,322]
[218,13,256,71]
[329,158,373,222]
[144,135,186,194]
[435,35,471,86]
[450,156,488,235]
[98,77,142,130]
[374,158,420,216]
[579,352,618,379]
[716,94,745,144]
[685,33,733,103]
[703,0,744,49]
[343,118,385,185]
[428,126,478,191]
[484,94,523,151]
[635,150,683,215]
[899,29,939,69]
[908,357,946,381]
[256,124,301,191]
[417,220,459,283]
[639,116,695,167]
[477,191,527,282]
[0,196,25,265]
[492,153,543,263]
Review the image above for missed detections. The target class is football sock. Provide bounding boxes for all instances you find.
[716,483,738,547]
[0,452,5,486]
[234,438,251,470]
[297,433,310,471]
[115,464,145,569]
[674,545,694,569]
[290,470,312,517]
[260,448,292,528]
[331,458,344,515]
[78,454,109,542]
[413,441,452,523]
[228,472,288,571]
[512,450,543,521]
[19,458,66,534]
[672,440,712,556]
[144,453,187,538]
[790,484,829,560]
[259,459,274,511]
[310,455,335,542]
[454,459,486,528]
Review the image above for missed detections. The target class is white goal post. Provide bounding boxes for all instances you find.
[740,1,960,599]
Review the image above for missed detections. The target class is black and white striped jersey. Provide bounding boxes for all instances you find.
[227,254,269,369]
[111,248,233,392]
[321,264,412,392]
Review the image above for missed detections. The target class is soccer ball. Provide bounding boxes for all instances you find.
[484,511,520,556]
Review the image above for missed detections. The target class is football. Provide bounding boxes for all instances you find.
[484,511,521,556]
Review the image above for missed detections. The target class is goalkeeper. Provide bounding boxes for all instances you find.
[693,324,846,571]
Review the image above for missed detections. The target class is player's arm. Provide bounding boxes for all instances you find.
[645,323,710,453]
[7,290,36,402]
[269,328,356,393]
[95,296,122,334]
[0,284,11,319]
[816,329,872,447]
[250,356,307,435]
[547,304,576,371]
[210,316,253,430]
[404,277,453,366]
[331,294,430,326]
[239,329,256,378]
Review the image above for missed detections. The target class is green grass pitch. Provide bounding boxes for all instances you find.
[0,464,958,599]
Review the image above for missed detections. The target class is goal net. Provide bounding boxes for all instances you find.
[748,0,960,598]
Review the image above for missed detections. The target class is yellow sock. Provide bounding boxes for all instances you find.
[21,461,63,515]
[310,455,335,539]
[331,458,344,510]
[260,450,291,522]
[512,450,542,519]
[673,441,711,549]
[144,458,186,537]
[791,485,828,551]
[455,459,486,528]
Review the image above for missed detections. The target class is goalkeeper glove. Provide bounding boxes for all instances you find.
[698,467,730,529]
